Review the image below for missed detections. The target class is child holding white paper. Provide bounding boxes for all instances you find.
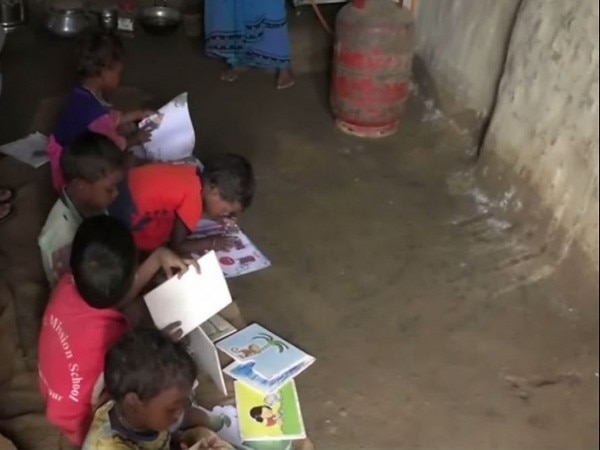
[47,32,153,191]
[38,216,198,447]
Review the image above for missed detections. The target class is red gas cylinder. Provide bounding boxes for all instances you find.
[331,0,415,138]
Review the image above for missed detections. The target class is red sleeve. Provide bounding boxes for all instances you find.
[175,175,203,231]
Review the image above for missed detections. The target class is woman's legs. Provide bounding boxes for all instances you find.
[220,65,249,82]
[205,0,294,87]
[276,68,295,89]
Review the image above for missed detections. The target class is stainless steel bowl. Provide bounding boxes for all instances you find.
[138,6,181,35]
[45,6,89,38]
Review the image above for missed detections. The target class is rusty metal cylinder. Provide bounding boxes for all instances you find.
[331,0,415,138]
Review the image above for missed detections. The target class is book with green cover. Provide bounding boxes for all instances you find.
[235,380,306,442]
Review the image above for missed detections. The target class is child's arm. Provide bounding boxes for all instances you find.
[119,109,155,124]
[170,218,236,257]
[123,247,199,304]
[95,110,152,147]
[88,114,127,150]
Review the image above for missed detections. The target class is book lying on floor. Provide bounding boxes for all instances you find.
[144,251,232,337]
[138,92,195,162]
[201,314,237,342]
[191,219,272,278]
[0,132,49,168]
[217,324,315,394]
[235,380,306,442]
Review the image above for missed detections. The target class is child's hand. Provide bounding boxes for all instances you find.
[209,236,236,252]
[154,247,200,278]
[161,321,185,342]
[128,129,152,146]
[217,217,239,234]
[190,435,233,449]
[123,109,155,123]
[117,121,137,137]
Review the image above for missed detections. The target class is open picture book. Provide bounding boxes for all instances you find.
[217,324,315,394]
[191,219,271,278]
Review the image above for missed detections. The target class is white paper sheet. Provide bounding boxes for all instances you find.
[191,219,272,278]
[139,92,195,162]
[143,251,232,337]
[0,132,49,168]
[187,326,227,396]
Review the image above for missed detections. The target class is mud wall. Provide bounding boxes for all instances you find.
[414,0,521,117]
[416,0,600,270]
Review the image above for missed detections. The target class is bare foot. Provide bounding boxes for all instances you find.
[276,68,295,89]
[220,66,249,82]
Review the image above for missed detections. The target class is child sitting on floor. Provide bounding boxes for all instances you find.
[82,328,231,450]
[38,216,197,447]
[108,153,255,255]
[39,133,126,286]
[47,32,152,191]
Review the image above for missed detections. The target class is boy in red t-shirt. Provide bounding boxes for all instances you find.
[108,153,255,255]
[37,216,197,447]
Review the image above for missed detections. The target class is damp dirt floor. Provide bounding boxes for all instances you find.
[1,15,599,450]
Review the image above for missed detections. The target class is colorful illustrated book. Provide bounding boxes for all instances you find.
[144,251,232,337]
[201,314,237,342]
[235,381,306,442]
[187,326,227,396]
[191,219,271,278]
[193,404,296,450]
[138,92,195,162]
[217,324,315,394]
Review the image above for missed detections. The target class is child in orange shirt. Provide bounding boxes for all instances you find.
[108,153,255,255]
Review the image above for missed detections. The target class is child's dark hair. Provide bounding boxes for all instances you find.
[201,153,255,210]
[70,216,137,309]
[105,328,197,401]
[250,405,272,423]
[61,133,125,183]
[76,32,124,79]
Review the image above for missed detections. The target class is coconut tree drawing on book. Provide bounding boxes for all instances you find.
[232,333,289,359]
